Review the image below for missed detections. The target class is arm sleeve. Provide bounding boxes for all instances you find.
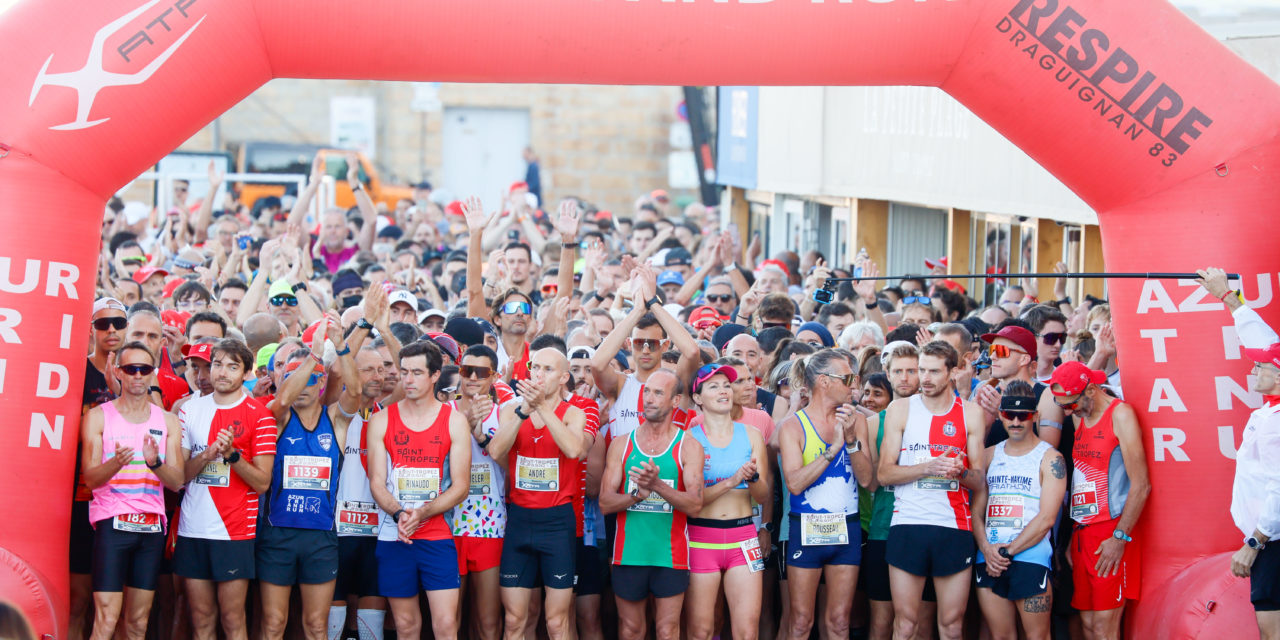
[1233,305,1280,350]
[1256,415,1280,539]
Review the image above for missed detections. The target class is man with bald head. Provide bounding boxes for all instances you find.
[491,348,588,640]
[600,368,704,640]
[724,334,788,424]
[243,313,285,355]
[124,308,190,410]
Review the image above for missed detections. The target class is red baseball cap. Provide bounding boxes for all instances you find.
[981,326,1038,361]
[1243,343,1280,369]
[509,181,529,193]
[937,279,967,295]
[689,305,723,328]
[162,278,184,299]
[595,210,613,221]
[651,189,670,202]
[181,342,213,363]
[757,259,790,278]
[445,200,465,217]
[160,309,190,331]
[132,266,168,284]
[1049,361,1107,396]
[301,320,325,345]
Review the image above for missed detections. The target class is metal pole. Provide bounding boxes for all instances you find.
[824,272,1238,281]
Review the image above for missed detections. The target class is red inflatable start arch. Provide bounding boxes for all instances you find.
[2,0,1278,636]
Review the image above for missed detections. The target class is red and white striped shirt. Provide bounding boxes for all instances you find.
[177,393,277,540]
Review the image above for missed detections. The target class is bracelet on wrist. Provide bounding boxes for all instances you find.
[146,458,164,470]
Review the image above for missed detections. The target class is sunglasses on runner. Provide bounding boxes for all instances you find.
[693,320,721,331]
[821,372,858,387]
[988,344,1028,359]
[705,294,734,303]
[119,364,156,377]
[761,322,790,330]
[631,338,663,352]
[441,385,462,400]
[501,301,532,315]
[541,284,558,295]
[120,256,147,265]
[460,364,493,379]
[93,317,127,331]
[1039,332,1068,346]
[269,295,298,307]
[1054,395,1082,412]
[1000,411,1036,422]
[903,295,932,305]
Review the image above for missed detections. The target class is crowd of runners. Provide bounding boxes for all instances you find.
[66,158,1280,640]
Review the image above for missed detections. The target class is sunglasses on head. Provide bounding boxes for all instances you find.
[541,284,558,295]
[119,363,155,377]
[460,364,493,379]
[269,295,298,307]
[706,294,734,303]
[631,338,663,352]
[988,344,1027,359]
[1039,332,1067,346]
[93,317,127,331]
[501,301,532,315]
[821,372,858,387]
[1000,410,1035,422]
[903,295,932,305]
[173,258,201,270]
[441,385,462,400]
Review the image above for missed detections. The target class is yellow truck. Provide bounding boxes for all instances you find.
[234,142,413,212]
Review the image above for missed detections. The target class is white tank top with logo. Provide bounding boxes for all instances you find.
[450,403,507,538]
[981,440,1052,568]
[606,374,645,444]
[335,410,378,537]
[891,394,972,531]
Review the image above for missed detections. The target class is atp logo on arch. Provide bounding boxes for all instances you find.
[27,0,207,131]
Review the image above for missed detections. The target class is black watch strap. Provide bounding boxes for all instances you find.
[514,406,531,421]
[645,296,661,310]
[357,318,374,330]
[226,450,242,464]
[865,299,879,310]
[392,508,405,523]
[146,459,164,470]
[149,385,163,395]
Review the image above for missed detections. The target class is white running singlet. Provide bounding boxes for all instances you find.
[891,394,972,531]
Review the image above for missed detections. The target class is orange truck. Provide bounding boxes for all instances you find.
[234,141,414,212]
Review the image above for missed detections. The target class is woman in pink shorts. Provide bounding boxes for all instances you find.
[684,364,773,640]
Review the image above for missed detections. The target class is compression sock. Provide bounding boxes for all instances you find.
[357,608,386,640]
[328,606,348,640]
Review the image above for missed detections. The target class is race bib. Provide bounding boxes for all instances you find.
[1071,480,1099,520]
[395,467,440,503]
[470,464,492,496]
[194,460,230,487]
[283,455,332,491]
[740,536,765,572]
[915,455,959,491]
[112,512,162,533]
[800,512,849,546]
[336,500,379,536]
[516,456,560,492]
[626,478,674,513]
[986,494,1025,529]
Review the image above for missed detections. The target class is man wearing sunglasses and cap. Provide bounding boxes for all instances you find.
[489,290,537,383]
[80,340,185,640]
[1048,361,1149,640]
[971,381,1066,640]
[258,319,363,640]
[1197,266,1280,638]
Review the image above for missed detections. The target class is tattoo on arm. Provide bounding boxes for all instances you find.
[1022,593,1051,613]
[1050,454,1066,479]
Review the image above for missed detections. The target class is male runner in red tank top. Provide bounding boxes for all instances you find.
[366,340,473,640]
[1049,361,1150,640]
[490,347,588,640]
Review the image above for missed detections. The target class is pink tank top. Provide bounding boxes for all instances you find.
[89,401,169,531]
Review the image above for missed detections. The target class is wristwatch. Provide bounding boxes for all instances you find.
[335,344,351,357]
[146,459,164,470]
[645,296,661,310]
[514,405,531,421]
[845,440,862,454]
[225,449,242,464]
[1247,536,1266,550]
[392,508,405,523]
[1113,529,1132,542]
[357,318,374,330]
[998,547,1012,559]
